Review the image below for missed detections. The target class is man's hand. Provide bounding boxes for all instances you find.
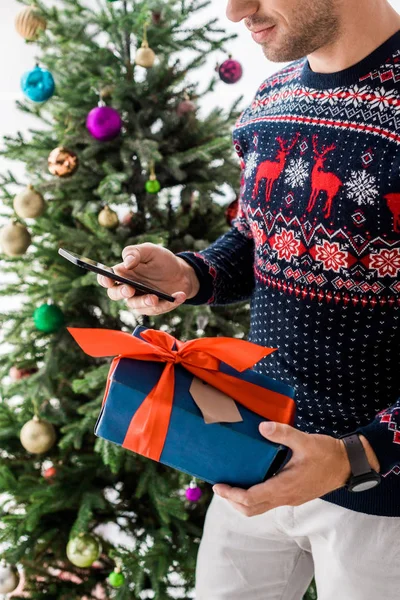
[97,243,200,315]
[212,422,381,517]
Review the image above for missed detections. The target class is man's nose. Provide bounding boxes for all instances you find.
[226,0,258,23]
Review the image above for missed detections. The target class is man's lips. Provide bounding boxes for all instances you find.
[250,25,276,44]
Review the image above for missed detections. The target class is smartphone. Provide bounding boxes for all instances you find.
[58,248,175,303]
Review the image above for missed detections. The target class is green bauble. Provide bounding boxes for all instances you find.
[33,304,65,333]
[108,571,125,588]
[66,534,102,568]
[145,179,161,194]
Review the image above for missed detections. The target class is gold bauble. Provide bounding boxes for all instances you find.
[15,6,47,41]
[20,416,56,454]
[0,221,31,256]
[135,41,156,68]
[98,205,119,229]
[193,239,208,251]
[13,185,45,219]
[0,561,20,595]
[100,85,115,99]
[48,147,79,178]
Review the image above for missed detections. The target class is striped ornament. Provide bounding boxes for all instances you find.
[15,6,47,41]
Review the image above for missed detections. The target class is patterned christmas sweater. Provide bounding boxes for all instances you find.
[178,31,400,517]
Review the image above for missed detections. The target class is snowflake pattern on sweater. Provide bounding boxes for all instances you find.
[232,67,400,307]
[178,31,400,516]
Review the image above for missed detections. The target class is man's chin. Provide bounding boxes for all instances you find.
[261,45,306,63]
[261,46,288,63]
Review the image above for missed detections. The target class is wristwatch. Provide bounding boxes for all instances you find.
[339,433,381,492]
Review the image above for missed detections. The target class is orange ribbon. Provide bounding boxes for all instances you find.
[67,327,295,461]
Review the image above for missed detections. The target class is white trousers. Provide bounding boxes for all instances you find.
[195,493,400,600]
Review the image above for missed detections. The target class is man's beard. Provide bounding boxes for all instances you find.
[260,1,340,63]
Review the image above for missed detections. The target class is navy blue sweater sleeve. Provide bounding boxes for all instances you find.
[356,399,400,475]
[176,191,256,306]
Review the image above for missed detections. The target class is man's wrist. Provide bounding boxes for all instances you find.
[338,434,381,487]
[358,434,381,473]
[176,257,200,300]
[337,438,352,485]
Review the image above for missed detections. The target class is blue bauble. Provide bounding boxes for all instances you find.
[21,65,55,103]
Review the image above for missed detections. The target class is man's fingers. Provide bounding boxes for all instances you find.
[121,244,155,269]
[227,499,273,517]
[107,284,136,301]
[214,464,298,507]
[97,262,139,289]
[126,291,186,314]
[97,273,115,288]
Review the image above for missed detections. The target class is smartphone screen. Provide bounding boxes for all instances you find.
[76,254,116,275]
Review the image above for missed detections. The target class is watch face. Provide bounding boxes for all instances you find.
[352,479,380,492]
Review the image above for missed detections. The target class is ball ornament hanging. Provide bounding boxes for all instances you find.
[86,104,122,141]
[0,220,31,256]
[183,234,195,247]
[108,568,125,588]
[66,534,102,568]
[225,197,239,225]
[21,64,55,103]
[99,84,115,99]
[48,147,79,177]
[15,5,47,40]
[145,162,161,194]
[185,478,203,502]
[177,92,196,117]
[217,56,243,84]
[145,178,161,194]
[135,21,156,68]
[20,416,56,454]
[152,11,162,24]
[193,239,208,251]
[121,210,136,228]
[0,560,20,594]
[33,302,65,333]
[9,365,38,381]
[13,185,45,219]
[43,466,58,480]
[98,205,119,229]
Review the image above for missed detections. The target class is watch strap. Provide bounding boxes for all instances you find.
[340,433,373,476]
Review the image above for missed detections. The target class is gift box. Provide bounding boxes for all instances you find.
[68,326,296,488]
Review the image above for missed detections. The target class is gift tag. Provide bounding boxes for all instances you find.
[189,377,243,424]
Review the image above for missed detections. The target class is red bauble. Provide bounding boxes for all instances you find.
[152,11,162,24]
[121,211,135,227]
[218,58,243,84]
[44,466,57,479]
[9,365,38,380]
[177,99,196,116]
[225,197,239,225]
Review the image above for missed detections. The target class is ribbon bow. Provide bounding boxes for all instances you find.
[67,327,295,461]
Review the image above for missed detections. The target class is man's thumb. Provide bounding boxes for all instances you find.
[259,421,304,450]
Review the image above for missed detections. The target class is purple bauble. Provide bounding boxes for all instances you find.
[218,59,243,84]
[185,485,203,502]
[86,106,122,141]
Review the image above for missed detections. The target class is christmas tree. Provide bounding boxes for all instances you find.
[0,0,252,597]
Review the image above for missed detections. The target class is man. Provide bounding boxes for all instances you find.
[98,0,400,597]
